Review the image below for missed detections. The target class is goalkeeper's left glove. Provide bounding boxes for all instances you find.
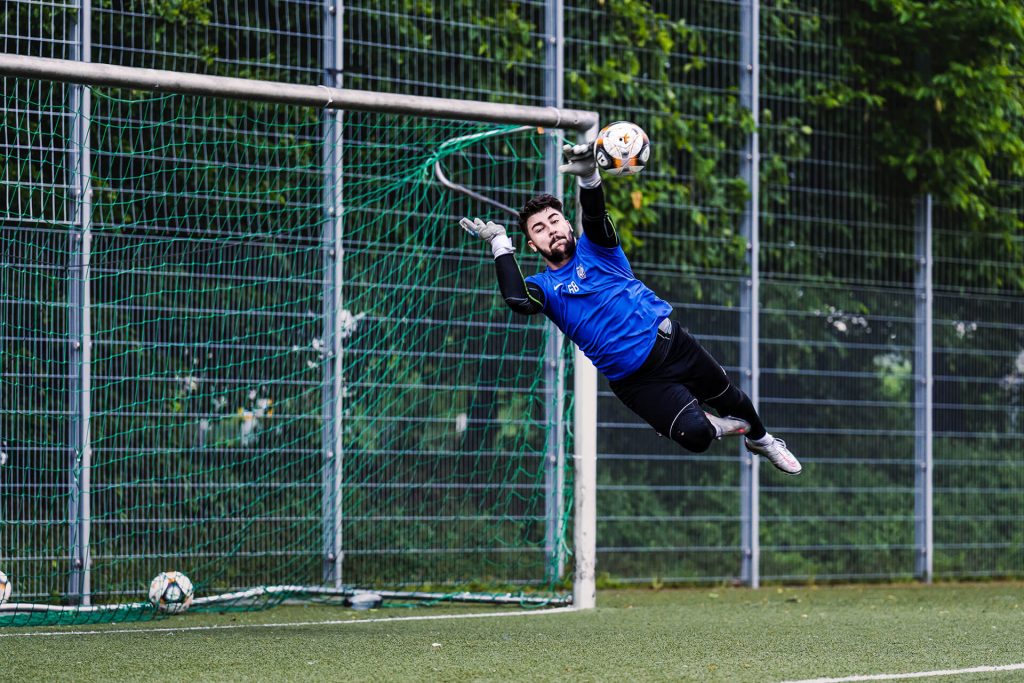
[460,217,515,259]
[559,143,601,189]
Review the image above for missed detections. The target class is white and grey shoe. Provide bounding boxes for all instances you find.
[745,434,802,475]
[704,412,751,439]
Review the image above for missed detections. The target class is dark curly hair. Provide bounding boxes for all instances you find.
[517,194,565,238]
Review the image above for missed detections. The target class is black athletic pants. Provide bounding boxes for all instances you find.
[608,319,767,453]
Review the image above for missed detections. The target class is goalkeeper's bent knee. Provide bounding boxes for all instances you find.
[668,410,716,453]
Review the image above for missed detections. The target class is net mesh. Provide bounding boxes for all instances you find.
[0,77,574,625]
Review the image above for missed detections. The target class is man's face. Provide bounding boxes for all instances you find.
[525,206,576,267]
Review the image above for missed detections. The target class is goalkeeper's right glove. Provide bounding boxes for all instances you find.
[559,143,601,189]
[460,217,515,259]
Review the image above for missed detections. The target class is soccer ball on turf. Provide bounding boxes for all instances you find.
[593,120,650,176]
[148,571,194,614]
[0,570,11,605]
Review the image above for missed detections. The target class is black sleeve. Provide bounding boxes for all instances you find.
[494,253,545,315]
[579,184,618,248]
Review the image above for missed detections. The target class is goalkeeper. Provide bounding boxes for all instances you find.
[460,142,801,474]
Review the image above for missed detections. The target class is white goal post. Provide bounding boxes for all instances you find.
[0,53,599,611]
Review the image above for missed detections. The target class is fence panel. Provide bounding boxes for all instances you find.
[2,1,1022,591]
[757,1,921,581]
[932,208,1024,578]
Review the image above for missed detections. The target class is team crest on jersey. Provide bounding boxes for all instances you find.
[567,281,580,294]
[576,264,587,280]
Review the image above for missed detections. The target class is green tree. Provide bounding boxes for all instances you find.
[821,0,1024,249]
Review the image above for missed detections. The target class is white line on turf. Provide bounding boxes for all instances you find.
[0,606,578,638]
[781,662,1024,683]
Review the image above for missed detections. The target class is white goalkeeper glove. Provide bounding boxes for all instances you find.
[559,142,601,189]
[460,217,515,259]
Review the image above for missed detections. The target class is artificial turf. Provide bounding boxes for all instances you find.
[4,582,1023,682]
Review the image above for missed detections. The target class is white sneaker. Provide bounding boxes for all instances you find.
[704,412,751,438]
[745,435,802,475]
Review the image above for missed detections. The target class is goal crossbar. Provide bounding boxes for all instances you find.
[0,54,598,132]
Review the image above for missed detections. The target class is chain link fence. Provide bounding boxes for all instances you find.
[2,1,1021,589]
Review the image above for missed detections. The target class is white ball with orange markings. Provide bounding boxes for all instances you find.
[148,571,194,614]
[0,570,11,605]
[593,121,650,176]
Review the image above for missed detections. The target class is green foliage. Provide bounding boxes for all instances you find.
[822,0,1024,236]
[149,0,213,25]
[567,1,759,259]
[4,0,1023,598]
[873,352,913,402]
[471,4,541,83]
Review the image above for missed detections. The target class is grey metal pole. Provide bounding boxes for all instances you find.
[738,0,760,589]
[0,54,598,132]
[573,121,600,610]
[66,0,93,605]
[321,0,345,587]
[543,0,567,585]
[914,195,934,583]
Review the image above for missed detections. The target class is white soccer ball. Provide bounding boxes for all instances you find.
[148,571,194,614]
[593,120,650,176]
[0,570,11,605]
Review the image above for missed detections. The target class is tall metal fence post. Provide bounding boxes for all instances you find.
[67,0,94,605]
[914,195,934,582]
[543,0,568,584]
[738,0,760,589]
[321,0,345,587]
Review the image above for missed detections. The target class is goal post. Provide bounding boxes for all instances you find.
[0,53,599,624]
[0,54,596,132]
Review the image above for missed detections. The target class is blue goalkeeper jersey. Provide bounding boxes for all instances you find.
[526,233,672,381]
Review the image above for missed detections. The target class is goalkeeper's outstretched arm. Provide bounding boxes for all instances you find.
[460,217,545,315]
[560,142,618,249]
[579,184,617,248]
[495,253,545,314]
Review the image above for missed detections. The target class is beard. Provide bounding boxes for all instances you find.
[537,233,577,263]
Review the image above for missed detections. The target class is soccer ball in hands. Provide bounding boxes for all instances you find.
[0,570,11,605]
[593,121,650,176]
[148,571,194,614]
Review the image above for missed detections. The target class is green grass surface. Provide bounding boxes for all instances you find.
[4,583,1024,682]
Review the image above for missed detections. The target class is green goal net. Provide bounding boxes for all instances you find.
[0,72,576,626]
